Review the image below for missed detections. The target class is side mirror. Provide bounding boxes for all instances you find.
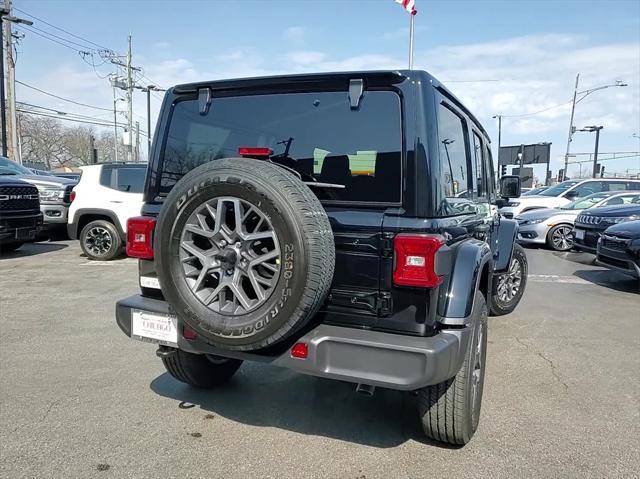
[499,175,521,199]
[564,190,579,199]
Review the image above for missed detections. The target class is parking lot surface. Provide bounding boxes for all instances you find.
[1,241,639,478]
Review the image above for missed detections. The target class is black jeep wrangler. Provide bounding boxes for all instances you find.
[116,70,527,445]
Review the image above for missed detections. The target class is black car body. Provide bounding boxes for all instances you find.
[114,70,526,445]
[0,176,43,249]
[0,157,76,233]
[597,220,640,279]
[574,203,640,253]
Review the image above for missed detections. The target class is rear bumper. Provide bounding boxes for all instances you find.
[116,294,471,391]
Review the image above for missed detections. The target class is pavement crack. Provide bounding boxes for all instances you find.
[41,399,61,422]
[514,336,568,393]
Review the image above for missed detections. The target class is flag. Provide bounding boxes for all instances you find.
[395,0,417,15]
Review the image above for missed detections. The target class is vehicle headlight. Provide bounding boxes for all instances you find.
[506,201,520,207]
[38,188,65,202]
[528,218,545,225]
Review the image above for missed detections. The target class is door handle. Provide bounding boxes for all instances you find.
[109,200,123,203]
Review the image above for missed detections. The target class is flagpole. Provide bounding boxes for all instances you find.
[408,12,415,69]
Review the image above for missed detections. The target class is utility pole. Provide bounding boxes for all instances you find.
[126,35,133,163]
[112,85,118,162]
[134,121,139,163]
[563,74,579,182]
[0,1,31,161]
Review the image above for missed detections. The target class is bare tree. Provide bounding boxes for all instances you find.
[19,114,67,169]
[63,125,96,166]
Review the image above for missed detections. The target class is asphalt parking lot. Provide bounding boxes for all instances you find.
[1,241,639,478]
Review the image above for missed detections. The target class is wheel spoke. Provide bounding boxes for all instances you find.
[179,195,281,316]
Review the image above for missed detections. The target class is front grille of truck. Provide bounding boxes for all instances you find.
[0,186,40,211]
[601,235,629,251]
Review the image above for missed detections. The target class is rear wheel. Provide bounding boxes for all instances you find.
[546,224,574,251]
[80,220,122,261]
[490,243,528,316]
[162,349,242,388]
[417,291,488,445]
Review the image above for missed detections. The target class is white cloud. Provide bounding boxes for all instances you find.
[19,32,640,175]
[282,26,306,44]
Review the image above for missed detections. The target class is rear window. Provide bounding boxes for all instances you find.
[158,90,402,202]
[100,166,146,193]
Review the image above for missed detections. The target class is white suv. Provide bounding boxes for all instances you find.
[500,178,640,218]
[67,163,147,260]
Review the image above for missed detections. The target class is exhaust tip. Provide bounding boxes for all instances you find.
[355,383,376,396]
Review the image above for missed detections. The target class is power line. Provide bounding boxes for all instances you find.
[13,7,115,52]
[16,80,114,112]
[17,25,88,53]
[27,24,97,51]
[18,101,125,123]
[499,100,573,118]
[18,108,149,136]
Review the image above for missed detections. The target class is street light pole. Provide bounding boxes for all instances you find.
[0,13,6,157]
[563,76,626,181]
[563,74,579,181]
[577,125,604,178]
[492,114,502,178]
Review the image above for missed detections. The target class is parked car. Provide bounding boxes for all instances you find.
[54,172,81,181]
[0,157,76,237]
[573,202,640,253]
[597,220,640,280]
[0,175,43,253]
[115,70,528,446]
[522,186,549,196]
[67,163,146,260]
[516,191,640,251]
[499,178,640,218]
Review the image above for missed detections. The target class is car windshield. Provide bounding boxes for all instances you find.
[538,180,580,196]
[159,90,402,202]
[0,157,33,175]
[523,187,548,196]
[561,192,610,210]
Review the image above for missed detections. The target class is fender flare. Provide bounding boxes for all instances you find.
[69,208,125,240]
[493,217,518,272]
[437,239,493,325]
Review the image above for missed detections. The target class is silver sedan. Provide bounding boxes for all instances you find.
[515,191,640,251]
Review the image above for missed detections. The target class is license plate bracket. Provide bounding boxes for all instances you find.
[131,309,178,347]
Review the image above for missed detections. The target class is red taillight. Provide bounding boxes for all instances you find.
[126,216,156,259]
[290,342,308,359]
[69,190,76,202]
[393,234,445,288]
[238,147,273,158]
[183,325,197,340]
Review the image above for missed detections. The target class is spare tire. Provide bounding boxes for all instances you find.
[155,158,335,351]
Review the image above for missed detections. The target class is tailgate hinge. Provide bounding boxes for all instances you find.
[380,232,395,257]
[377,291,392,316]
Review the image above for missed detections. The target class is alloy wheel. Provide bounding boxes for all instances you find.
[84,227,113,257]
[496,257,522,303]
[551,225,574,251]
[179,196,281,316]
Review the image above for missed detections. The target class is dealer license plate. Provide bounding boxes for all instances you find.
[574,229,585,240]
[131,309,178,346]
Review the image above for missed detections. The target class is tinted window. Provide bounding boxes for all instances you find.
[540,180,580,196]
[571,181,605,198]
[472,132,485,199]
[603,194,640,206]
[484,144,496,200]
[437,104,472,215]
[115,167,146,193]
[159,91,402,203]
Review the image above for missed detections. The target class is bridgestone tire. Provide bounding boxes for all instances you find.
[155,158,335,351]
[417,291,488,446]
[80,219,122,261]
[489,243,527,316]
[162,350,242,388]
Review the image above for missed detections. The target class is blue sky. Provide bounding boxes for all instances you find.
[13,0,640,178]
